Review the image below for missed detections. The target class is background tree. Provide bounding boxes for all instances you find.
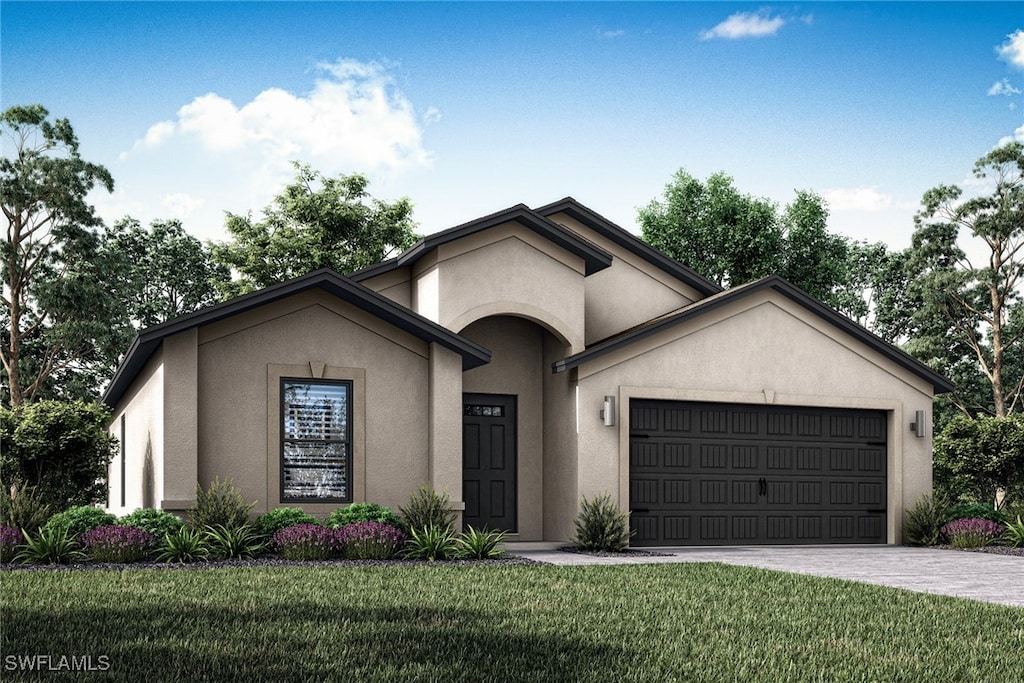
[638,169,783,288]
[903,142,1024,419]
[1,104,129,406]
[933,414,1024,507]
[212,162,419,297]
[0,400,117,511]
[638,169,891,320]
[105,218,230,328]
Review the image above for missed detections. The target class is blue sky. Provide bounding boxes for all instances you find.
[2,2,1022,249]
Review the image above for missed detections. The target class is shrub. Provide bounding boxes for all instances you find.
[205,524,265,560]
[941,518,1005,548]
[188,477,256,531]
[1001,515,1024,548]
[42,505,117,540]
[156,527,209,564]
[337,521,405,560]
[948,502,1008,525]
[571,493,631,552]
[456,526,507,559]
[120,508,185,540]
[327,502,403,530]
[15,527,85,565]
[0,400,117,512]
[403,524,459,561]
[400,486,456,532]
[0,479,51,534]
[254,507,318,540]
[80,524,155,563]
[1,524,24,562]
[934,414,1024,508]
[904,493,951,546]
[272,523,342,561]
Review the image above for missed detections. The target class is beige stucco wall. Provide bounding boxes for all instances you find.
[162,328,198,512]
[428,343,466,524]
[414,222,587,353]
[542,333,579,541]
[543,211,704,344]
[195,289,433,517]
[460,315,547,540]
[357,268,412,309]
[107,348,165,516]
[574,290,936,545]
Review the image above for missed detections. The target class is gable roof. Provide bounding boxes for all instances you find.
[350,203,613,282]
[102,269,493,408]
[552,275,955,394]
[533,197,723,297]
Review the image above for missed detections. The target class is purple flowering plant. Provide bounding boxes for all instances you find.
[272,523,342,560]
[1,524,24,562]
[337,521,406,560]
[941,517,1005,548]
[80,524,156,563]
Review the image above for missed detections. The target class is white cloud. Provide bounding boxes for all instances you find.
[997,29,1024,70]
[821,186,895,212]
[987,78,1022,96]
[598,29,625,39]
[700,11,786,40]
[105,58,436,241]
[996,123,1024,149]
[161,193,205,220]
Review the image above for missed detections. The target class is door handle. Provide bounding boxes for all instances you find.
[758,478,767,496]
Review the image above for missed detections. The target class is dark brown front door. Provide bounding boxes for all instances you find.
[463,393,517,532]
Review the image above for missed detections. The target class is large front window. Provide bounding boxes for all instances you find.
[281,379,352,502]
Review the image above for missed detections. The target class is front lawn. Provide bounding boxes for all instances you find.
[2,562,1022,681]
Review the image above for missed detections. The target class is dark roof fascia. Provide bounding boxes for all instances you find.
[350,204,612,282]
[553,275,956,395]
[102,269,492,408]
[533,197,723,297]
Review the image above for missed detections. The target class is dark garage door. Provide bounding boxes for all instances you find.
[629,399,887,546]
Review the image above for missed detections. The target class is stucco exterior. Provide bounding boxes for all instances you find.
[105,199,949,546]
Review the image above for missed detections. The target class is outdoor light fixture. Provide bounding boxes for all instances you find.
[909,409,926,438]
[601,395,616,427]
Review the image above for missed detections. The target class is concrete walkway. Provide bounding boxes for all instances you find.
[507,544,1024,608]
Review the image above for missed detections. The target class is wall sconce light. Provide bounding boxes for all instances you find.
[909,409,926,438]
[600,395,616,427]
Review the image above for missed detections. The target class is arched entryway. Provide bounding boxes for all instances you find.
[458,314,575,540]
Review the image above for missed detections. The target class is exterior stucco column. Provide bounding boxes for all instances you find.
[161,328,198,512]
[428,343,465,527]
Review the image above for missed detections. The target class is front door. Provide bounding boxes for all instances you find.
[462,393,517,532]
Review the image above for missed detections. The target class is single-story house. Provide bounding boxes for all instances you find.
[102,198,953,546]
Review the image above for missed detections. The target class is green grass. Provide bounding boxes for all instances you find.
[2,563,1022,682]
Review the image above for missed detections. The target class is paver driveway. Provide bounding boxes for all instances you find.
[512,545,1023,607]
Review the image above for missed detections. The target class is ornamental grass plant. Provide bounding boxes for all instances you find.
[941,517,1005,548]
[79,524,155,563]
[337,521,405,560]
[1,524,23,562]
[272,523,342,561]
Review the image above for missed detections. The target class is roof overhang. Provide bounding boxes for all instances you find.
[553,275,956,395]
[351,204,612,282]
[102,269,492,408]
[533,197,723,297]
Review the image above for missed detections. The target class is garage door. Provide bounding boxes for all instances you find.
[629,400,887,546]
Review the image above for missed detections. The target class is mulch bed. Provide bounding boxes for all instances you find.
[934,545,1024,557]
[558,546,675,557]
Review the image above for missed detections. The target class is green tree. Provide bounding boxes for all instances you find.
[1,104,127,406]
[105,218,229,328]
[0,399,117,512]
[905,142,1024,419]
[934,414,1024,507]
[639,169,783,288]
[212,162,418,297]
[779,190,851,310]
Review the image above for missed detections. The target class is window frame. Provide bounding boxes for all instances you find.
[279,377,354,504]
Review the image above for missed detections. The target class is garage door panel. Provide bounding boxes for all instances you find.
[630,400,887,546]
